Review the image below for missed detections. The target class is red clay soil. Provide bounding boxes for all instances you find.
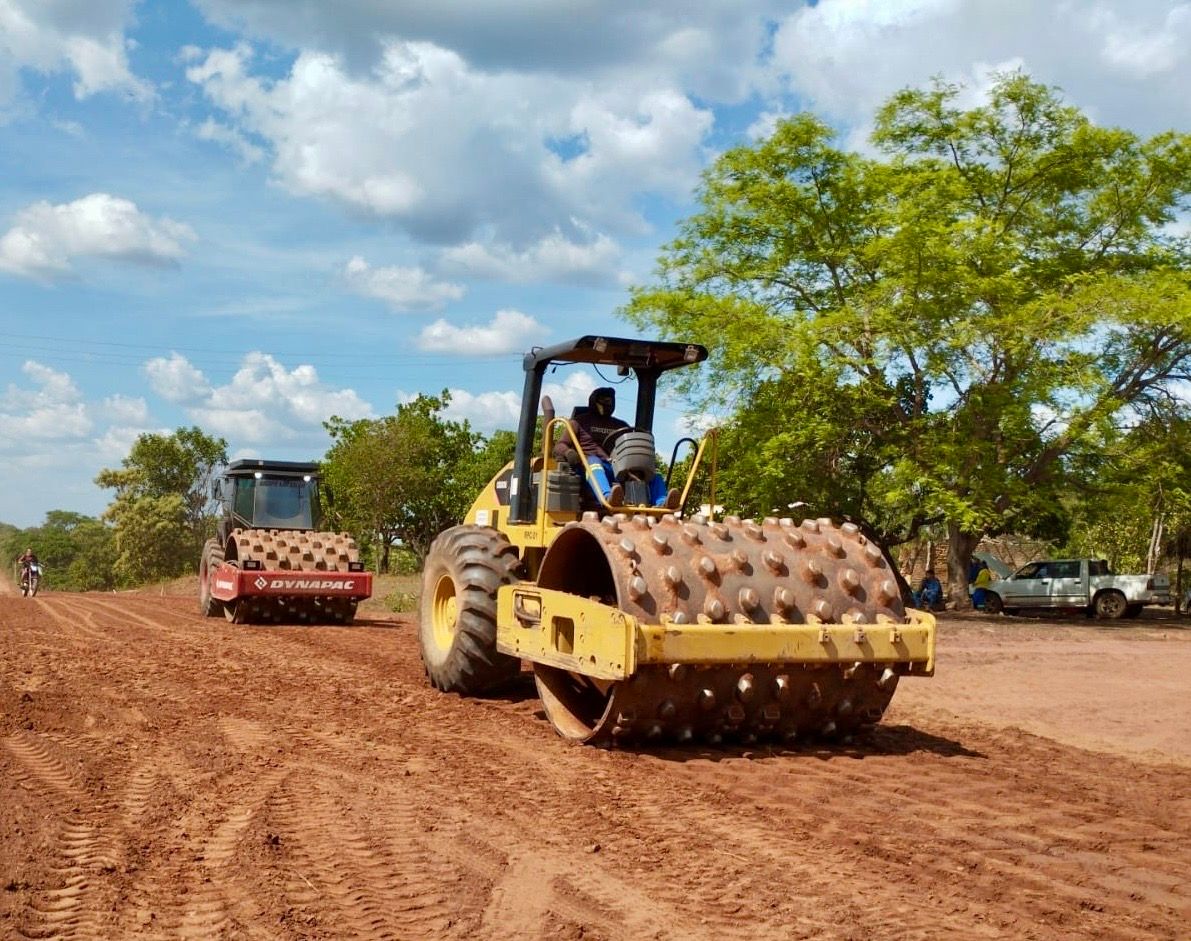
[1,590,1188,940]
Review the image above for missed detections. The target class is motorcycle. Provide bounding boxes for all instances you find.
[20,562,41,597]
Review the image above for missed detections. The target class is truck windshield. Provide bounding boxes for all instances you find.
[233,476,322,529]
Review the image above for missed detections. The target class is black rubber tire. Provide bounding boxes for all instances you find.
[1123,603,1143,619]
[198,540,225,617]
[418,525,522,695]
[983,592,1004,615]
[29,574,39,597]
[1094,590,1127,620]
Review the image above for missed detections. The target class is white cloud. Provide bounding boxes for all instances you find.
[769,0,1191,136]
[0,362,167,524]
[194,117,265,164]
[184,39,715,250]
[98,393,149,425]
[441,389,522,430]
[0,0,152,109]
[343,255,465,311]
[442,230,625,287]
[192,1,779,100]
[93,424,160,462]
[7,360,80,408]
[149,351,375,444]
[0,361,92,443]
[417,309,547,355]
[0,194,196,281]
[143,352,213,404]
[435,369,600,432]
[547,89,713,228]
[1091,3,1191,79]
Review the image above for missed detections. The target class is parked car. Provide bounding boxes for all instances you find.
[983,558,1171,619]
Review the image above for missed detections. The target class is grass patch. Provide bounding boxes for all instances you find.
[361,573,422,617]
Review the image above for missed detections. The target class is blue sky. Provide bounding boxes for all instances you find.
[1,0,1188,527]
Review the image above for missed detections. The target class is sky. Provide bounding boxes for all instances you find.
[1,0,1188,528]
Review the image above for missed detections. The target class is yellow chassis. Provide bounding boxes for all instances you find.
[497,585,936,682]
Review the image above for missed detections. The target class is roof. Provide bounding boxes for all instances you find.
[522,335,708,373]
[223,459,320,477]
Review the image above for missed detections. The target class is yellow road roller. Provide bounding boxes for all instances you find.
[418,336,935,745]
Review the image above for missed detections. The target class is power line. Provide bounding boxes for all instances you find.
[0,331,521,374]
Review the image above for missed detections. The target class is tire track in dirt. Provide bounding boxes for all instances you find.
[35,595,118,645]
[110,758,290,941]
[258,771,467,940]
[357,687,1190,941]
[651,729,1191,938]
[4,732,123,941]
[341,715,750,941]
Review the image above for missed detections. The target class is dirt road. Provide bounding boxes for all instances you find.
[1,592,1188,940]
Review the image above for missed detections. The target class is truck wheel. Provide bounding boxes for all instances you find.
[983,592,1004,615]
[1123,603,1143,619]
[1093,590,1127,620]
[419,526,523,695]
[198,540,225,617]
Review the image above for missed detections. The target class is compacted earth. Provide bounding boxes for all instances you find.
[1,582,1188,940]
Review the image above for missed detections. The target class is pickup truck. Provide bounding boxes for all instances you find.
[983,559,1171,619]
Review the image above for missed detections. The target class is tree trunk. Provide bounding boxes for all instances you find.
[1177,555,1185,615]
[946,522,982,610]
[380,535,391,574]
[1146,513,1164,576]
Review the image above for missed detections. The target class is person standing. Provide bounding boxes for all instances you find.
[972,560,993,610]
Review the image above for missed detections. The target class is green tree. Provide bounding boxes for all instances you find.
[627,72,1191,604]
[96,426,228,584]
[1062,414,1191,574]
[107,494,191,585]
[322,393,505,568]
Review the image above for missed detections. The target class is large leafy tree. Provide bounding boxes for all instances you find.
[627,73,1191,603]
[1062,414,1191,574]
[96,426,228,583]
[322,394,511,567]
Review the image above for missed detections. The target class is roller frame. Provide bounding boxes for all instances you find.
[497,585,935,680]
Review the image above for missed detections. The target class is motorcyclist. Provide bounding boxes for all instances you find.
[17,547,39,589]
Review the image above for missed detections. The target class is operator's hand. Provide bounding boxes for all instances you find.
[563,448,581,466]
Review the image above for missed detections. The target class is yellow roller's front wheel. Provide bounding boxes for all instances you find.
[417,525,523,695]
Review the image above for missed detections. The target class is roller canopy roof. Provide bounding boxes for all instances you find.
[224,459,320,477]
[522,336,708,373]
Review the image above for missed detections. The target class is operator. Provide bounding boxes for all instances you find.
[558,387,676,509]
